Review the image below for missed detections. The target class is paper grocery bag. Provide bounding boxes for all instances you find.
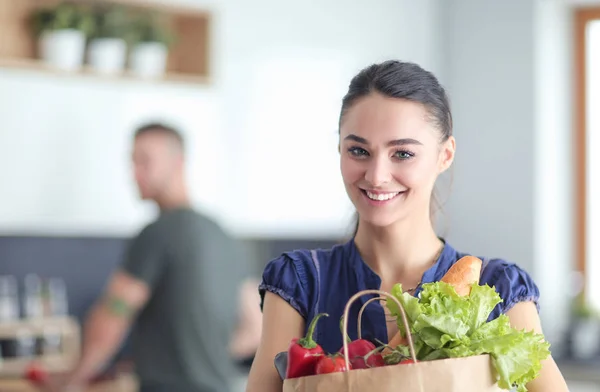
[281,289,503,392]
[283,354,502,392]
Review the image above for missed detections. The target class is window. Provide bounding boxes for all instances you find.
[587,21,600,309]
[576,9,600,308]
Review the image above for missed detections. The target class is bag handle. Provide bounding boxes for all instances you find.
[357,296,386,339]
[342,289,417,371]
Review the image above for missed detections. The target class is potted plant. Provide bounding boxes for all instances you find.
[128,11,175,78]
[87,5,130,75]
[569,293,600,360]
[31,2,93,71]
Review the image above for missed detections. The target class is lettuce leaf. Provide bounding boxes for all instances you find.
[386,281,550,391]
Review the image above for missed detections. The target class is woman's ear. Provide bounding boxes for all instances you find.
[438,136,456,174]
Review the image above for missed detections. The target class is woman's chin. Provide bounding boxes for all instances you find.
[357,213,402,229]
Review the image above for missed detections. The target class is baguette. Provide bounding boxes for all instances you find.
[440,255,482,296]
[386,255,483,349]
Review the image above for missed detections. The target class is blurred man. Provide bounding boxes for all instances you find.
[53,123,249,392]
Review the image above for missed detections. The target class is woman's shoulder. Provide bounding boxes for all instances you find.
[261,241,350,278]
[258,241,352,318]
[479,257,540,312]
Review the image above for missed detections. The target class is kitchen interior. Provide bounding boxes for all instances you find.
[1,0,600,391]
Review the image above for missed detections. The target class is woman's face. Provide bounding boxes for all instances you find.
[339,93,455,228]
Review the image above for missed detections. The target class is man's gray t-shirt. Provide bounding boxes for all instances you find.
[122,207,247,392]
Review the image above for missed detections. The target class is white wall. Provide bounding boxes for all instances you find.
[440,0,575,346]
[214,0,443,238]
[0,69,222,236]
[0,0,443,239]
[441,0,537,273]
[534,0,574,347]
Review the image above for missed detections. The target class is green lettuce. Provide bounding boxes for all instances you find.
[386,282,550,392]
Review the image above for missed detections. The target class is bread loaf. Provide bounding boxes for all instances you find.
[440,255,482,296]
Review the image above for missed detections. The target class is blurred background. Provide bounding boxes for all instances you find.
[0,0,598,391]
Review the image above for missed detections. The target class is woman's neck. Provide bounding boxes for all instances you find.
[354,216,443,279]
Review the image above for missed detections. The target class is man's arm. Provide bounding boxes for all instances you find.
[229,278,263,360]
[63,270,150,389]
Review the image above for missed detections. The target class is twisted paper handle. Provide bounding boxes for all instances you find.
[357,296,386,339]
[342,289,417,371]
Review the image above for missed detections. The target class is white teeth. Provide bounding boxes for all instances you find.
[365,191,399,201]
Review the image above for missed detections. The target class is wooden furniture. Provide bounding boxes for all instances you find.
[0,317,80,377]
[0,0,211,85]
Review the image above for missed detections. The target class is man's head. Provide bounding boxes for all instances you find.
[132,123,186,202]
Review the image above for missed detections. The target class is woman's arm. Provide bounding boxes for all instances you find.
[505,302,569,392]
[245,292,305,392]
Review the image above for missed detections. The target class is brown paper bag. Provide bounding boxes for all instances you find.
[283,289,503,392]
[283,354,502,392]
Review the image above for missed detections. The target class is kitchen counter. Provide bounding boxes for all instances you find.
[0,373,138,392]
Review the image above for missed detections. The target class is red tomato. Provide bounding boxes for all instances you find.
[25,363,48,384]
[315,355,350,374]
[399,359,418,365]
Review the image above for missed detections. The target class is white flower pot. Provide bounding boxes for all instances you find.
[572,318,600,359]
[39,29,86,71]
[129,42,168,78]
[87,38,127,75]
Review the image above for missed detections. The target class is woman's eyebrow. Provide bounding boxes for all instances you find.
[344,134,423,146]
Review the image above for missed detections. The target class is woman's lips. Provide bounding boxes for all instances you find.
[360,189,405,205]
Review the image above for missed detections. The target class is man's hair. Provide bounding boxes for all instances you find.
[134,122,185,151]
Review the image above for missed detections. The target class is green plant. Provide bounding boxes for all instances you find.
[30,2,94,37]
[89,4,130,40]
[128,11,176,47]
[572,292,600,320]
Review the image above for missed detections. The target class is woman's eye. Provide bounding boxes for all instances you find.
[394,150,414,160]
[348,147,369,157]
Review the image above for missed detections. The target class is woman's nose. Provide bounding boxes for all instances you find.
[364,158,392,187]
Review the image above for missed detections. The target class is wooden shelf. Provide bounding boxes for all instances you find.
[0,0,212,85]
[0,317,80,377]
[0,355,76,377]
[0,57,210,85]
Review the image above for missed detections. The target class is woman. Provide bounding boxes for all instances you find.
[245,60,568,392]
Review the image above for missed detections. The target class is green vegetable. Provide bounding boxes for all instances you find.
[386,281,550,392]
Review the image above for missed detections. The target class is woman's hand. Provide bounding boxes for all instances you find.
[245,292,305,392]
[506,302,569,392]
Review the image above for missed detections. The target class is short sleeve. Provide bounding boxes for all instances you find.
[121,223,167,289]
[481,259,541,317]
[258,251,316,320]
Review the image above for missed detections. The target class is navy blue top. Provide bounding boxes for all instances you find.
[259,239,540,355]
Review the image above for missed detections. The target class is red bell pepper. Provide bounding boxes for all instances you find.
[337,316,377,369]
[316,354,349,374]
[286,312,328,379]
